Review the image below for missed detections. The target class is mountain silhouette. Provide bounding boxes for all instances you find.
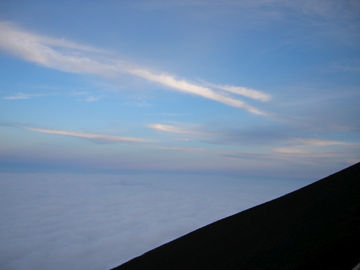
[111,163,360,270]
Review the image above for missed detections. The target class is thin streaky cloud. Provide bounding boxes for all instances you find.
[129,69,267,115]
[4,93,31,100]
[70,91,90,96]
[38,36,106,54]
[148,124,219,136]
[85,96,100,102]
[274,148,310,155]
[222,147,339,162]
[270,139,356,159]
[272,138,350,156]
[18,126,151,144]
[292,138,348,147]
[69,91,100,102]
[149,145,204,153]
[4,92,46,100]
[154,113,188,116]
[0,22,117,75]
[209,84,271,102]
[153,0,360,21]
[0,21,104,55]
[272,148,339,159]
[0,22,269,116]
[148,139,355,164]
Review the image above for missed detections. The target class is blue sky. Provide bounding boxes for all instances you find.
[0,0,360,177]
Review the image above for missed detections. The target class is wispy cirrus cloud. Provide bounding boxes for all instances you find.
[4,92,46,100]
[273,148,311,155]
[148,123,356,163]
[152,0,360,23]
[128,69,268,115]
[0,22,117,75]
[18,126,151,144]
[0,22,269,115]
[205,83,271,102]
[148,124,219,136]
[70,92,100,102]
[149,145,204,153]
[272,148,344,161]
[271,138,353,159]
[291,138,347,147]
[84,96,100,102]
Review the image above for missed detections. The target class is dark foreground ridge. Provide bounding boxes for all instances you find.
[111,163,360,270]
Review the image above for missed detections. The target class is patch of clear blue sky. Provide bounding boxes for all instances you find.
[0,0,359,178]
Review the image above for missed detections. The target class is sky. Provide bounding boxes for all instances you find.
[0,0,359,177]
[0,0,359,269]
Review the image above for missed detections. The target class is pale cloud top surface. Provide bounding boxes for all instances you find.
[0,172,314,270]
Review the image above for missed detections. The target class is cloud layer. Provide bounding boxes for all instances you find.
[0,22,270,115]
[0,172,312,270]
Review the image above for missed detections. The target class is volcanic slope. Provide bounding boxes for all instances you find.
[111,163,360,270]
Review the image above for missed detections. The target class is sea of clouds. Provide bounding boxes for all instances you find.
[0,172,312,270]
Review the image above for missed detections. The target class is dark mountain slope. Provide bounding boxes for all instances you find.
[111,163,360,270]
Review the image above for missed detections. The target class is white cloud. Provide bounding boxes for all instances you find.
[292,138,347,147]
[70,91,90,96]
[85,96,100,102]
[69,92,99,102]
[206,83,271,102]
[18,126,151,144]
[4,93,31,100]
[272,138,349,156]
[148,124,218,136]
[271,138,354,160]
[0,22,269,115]
[273,148,310,155]
[273,147,338,159]
[128,69,267,115]
[149,145,204,153]
[0,22,117,75]
[0,172,311,270]
[3,92,46,100]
